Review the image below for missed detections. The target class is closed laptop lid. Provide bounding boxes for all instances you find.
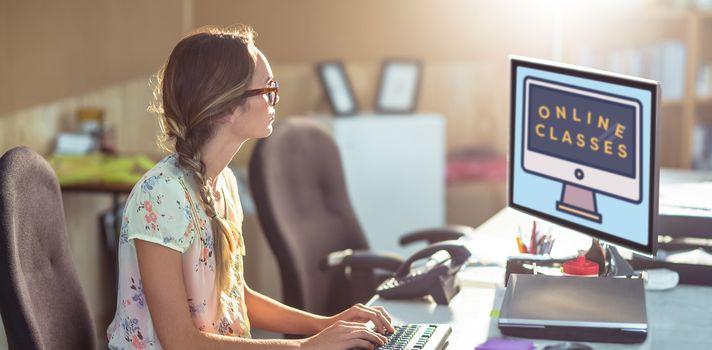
[499,274,647,330]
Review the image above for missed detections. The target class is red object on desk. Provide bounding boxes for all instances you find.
[563,255,600,276]
[445,153,506,184]
[530,221,537,254]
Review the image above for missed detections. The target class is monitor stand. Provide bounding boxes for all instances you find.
[585,239,636,277]
[556,182,602,223]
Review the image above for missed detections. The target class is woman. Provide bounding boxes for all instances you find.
[107,25,393,349]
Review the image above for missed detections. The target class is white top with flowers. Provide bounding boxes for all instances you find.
[107,154,250,349]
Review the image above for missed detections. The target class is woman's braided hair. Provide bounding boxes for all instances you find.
[150,25,256,302]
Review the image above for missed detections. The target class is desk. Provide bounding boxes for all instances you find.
[368,209,712,349]
[61,182,131,276]
[62,182,131,215]
[61,182,132,333]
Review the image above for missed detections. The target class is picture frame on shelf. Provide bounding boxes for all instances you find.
[316,61,359,116]
[375,59,422,114]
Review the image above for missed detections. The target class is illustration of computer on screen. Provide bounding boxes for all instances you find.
[509,55,659,256]
[522,77,642,223]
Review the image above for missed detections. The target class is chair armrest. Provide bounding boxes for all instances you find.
[343,251,403,272]
[398,225,476,246]
[320,249,403,272]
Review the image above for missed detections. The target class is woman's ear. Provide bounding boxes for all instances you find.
[219,106,241,124]
[216,115,232,125]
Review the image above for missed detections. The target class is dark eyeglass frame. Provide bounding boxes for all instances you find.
[241,81,279,106]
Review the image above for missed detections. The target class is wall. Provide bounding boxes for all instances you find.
[0,0,184,115]
[2,0,563,154]
[1,1,643,347]
[0,1,9,115]
[194,0,557,155]
[194,0,555,62]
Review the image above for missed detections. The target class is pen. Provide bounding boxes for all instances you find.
[517,225,527,252]
[515,236,527,253]
[536,233,546,254]
[517,225,524,241]
[530,221,537,254]
[540,235,550,255]
[547,237,556,254]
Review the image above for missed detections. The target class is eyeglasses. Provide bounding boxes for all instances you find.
[241,81,279,106]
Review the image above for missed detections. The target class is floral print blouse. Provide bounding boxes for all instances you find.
[107,154,250,349]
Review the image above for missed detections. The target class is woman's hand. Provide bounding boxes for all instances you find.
[300,320,387,350]
[323,303,395,335]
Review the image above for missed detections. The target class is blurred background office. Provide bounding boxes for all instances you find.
[2,0,712,347]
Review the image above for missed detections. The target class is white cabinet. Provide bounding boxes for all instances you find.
[317,114,445,257]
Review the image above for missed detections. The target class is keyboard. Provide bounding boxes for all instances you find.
[375,323,451,350]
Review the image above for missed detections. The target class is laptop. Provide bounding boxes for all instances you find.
[498,274,648,344]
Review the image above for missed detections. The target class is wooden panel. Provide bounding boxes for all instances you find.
[563,13,689,52]
[0,114,19,155]
[62,192,116,348]
[120,78,165,160]
[12,105,64,155]
[660,104,685,167]
[0,0,9,114]
[447,180,506,227]
[272,64,328,116]
[2,0,560,125]
[701,15,712,61]
[226,60,514,167]
[242,214,282,300]
[194,0,554,63]
[420,61,510,153]
[697,101,712,123]
[1,0,184,115]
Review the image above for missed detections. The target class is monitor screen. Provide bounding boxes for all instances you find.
[509,56,660,256]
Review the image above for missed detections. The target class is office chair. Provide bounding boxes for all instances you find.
[0,146,97,350]
[249,119,473,316]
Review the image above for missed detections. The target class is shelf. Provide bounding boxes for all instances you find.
[572,8,692,23]
[642,9,694,22]
[662,100,685,108]
[562,10,691,48]
[697,97,712,104]
[698,10,712,20]
[698,113,712,124]
[561,6,712,168]
[697,99,712,124]
[661,98,712,108]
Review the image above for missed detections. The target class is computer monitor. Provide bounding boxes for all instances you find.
[509,55,660,257]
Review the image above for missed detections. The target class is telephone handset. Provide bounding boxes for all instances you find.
[376,240,472,305]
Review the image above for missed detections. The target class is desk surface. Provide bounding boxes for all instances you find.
[370,284,712,350]
[61,182,133,194]
[369,209,712,349]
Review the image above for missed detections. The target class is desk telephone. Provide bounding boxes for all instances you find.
[375,240,471,304]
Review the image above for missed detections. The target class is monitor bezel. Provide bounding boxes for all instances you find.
[508,56,660,257]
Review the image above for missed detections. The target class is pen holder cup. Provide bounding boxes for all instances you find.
[504,255,573,286]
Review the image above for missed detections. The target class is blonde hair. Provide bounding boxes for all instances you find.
[150,25,256,302]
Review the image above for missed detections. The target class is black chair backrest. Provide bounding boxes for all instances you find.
[249,119,370,315]
[0,146,96,350]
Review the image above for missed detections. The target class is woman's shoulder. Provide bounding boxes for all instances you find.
[131,153,189,197]
[122,153,198,252]
[221,166,240,196]
[222,166,237,184]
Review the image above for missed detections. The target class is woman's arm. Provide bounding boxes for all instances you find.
[136,240,387,349]
[136,239,301,349]
[245,286,395,336]
[244,286,327,335]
